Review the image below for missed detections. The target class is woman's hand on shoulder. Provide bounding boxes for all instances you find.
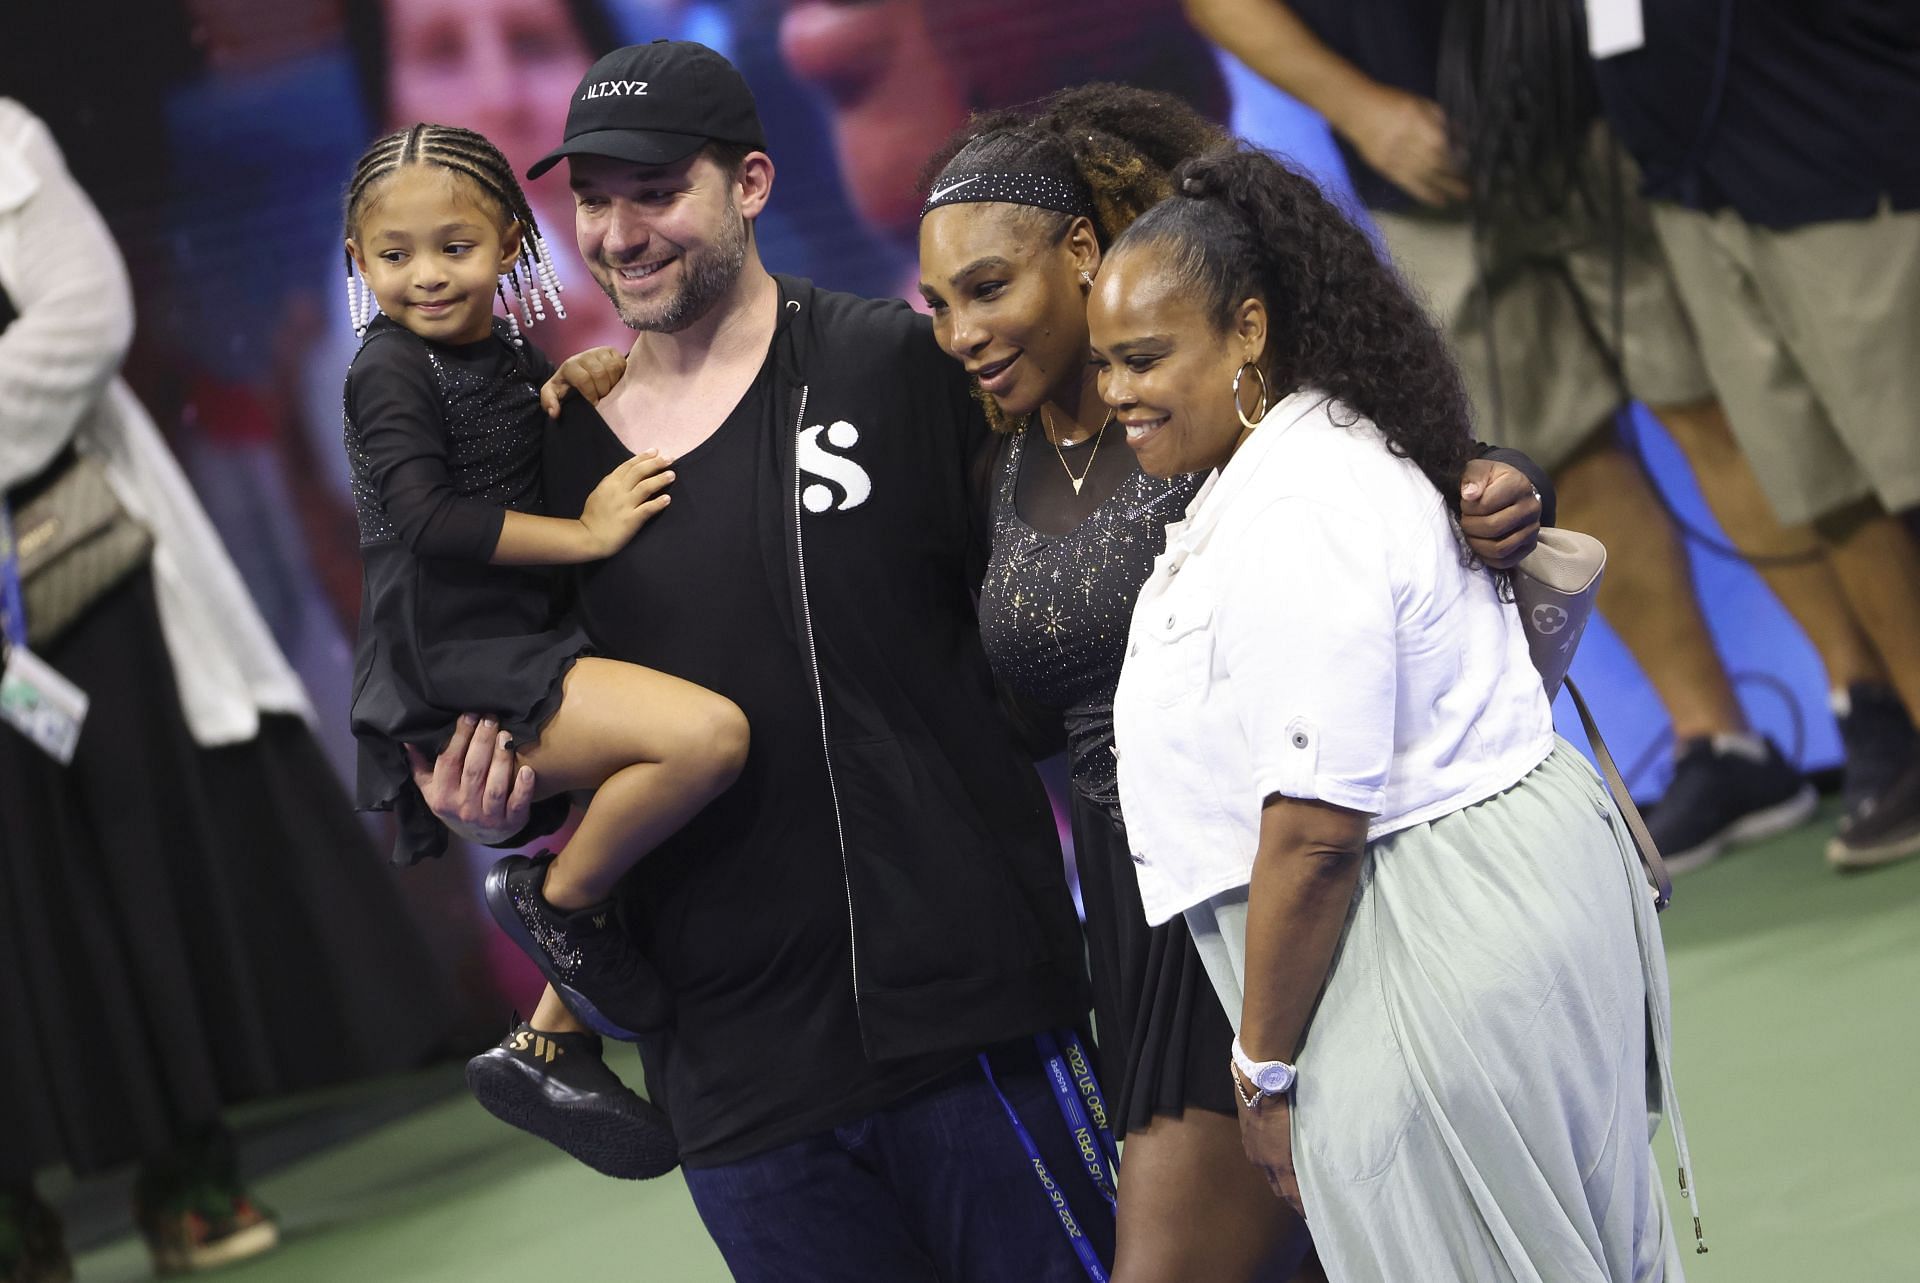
[542,346,630,418]
[407,715,537,845]
[578,451,676,557]
[1459,458,1543,569]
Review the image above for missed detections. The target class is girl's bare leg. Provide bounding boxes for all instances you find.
[514,657,749,909]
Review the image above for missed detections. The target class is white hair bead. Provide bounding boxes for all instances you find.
[496,280,523,345]
[347,268,378,336]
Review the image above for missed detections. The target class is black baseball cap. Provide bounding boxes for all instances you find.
[527,40,766,180]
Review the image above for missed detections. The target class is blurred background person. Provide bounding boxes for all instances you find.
[0,97,450,1281]
[779,0,1232,298]
[1591,0,1920,869]
[1178,0,1920,872]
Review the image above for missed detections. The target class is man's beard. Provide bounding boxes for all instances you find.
[598,203,749,334]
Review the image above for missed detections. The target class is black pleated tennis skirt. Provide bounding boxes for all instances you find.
[0,568,453,1181]
[1069,788,1238,1137]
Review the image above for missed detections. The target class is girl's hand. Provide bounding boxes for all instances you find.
[1238,1086,1304,1218]
[579,451,675,557]
[542,346,630,418]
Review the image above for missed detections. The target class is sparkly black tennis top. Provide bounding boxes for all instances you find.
[978,421,1202,824]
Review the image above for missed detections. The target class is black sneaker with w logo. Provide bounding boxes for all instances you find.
[485,852,672,1040]
[466,1021,678,1180]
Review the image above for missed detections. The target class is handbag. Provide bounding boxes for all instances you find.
[0,277,154,650]
[8,447,153,649]
[1512,529,1674,910]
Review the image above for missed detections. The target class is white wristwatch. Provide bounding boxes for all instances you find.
[1231,1035,1297,1108]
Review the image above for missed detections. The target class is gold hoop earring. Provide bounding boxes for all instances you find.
[1232,362,1269,431]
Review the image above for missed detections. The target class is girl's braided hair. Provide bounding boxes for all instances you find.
[1114,146,1476,514]
[342,123,566,340]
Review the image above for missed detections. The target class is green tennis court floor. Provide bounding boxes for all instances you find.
[60,800,1920,1281]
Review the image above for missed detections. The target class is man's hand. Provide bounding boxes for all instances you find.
[406,714,537,845]
[1343,85,1468,208]
[578,451,675,558]
[1460,459,1543,569]
[542,346,630,418]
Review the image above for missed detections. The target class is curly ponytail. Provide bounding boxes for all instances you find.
[1115,146,1476,511]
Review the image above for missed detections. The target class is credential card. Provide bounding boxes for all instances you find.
[1,645,89,765]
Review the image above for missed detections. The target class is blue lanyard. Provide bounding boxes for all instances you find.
[1035,1030,1120,1209]
[1058,1030,1122,1179]
[979,1031,1122,1283]
[0,498,27,653]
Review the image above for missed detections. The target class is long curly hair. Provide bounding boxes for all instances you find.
[1114,146,1477,511]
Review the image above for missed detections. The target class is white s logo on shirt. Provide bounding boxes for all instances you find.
[798,421,872,513]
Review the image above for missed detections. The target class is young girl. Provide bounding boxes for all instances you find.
[341,123,747,1172]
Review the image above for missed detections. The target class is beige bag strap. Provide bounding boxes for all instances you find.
[1564,676,1673,911]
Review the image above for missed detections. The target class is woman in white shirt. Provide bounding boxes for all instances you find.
[1091,145,1693,1282]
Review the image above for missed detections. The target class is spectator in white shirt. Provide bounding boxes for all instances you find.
[1090,146,1697,1282]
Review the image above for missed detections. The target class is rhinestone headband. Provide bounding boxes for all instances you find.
[920,171,1096,221]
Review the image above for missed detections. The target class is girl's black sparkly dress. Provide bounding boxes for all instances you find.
[977,423,1237,1133]
[345,317,589,864]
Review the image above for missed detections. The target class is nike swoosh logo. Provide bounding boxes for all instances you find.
[927,177,981,203]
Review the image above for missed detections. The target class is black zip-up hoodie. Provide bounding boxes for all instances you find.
[538,275,1090,1064]
[761,275,1089,1057]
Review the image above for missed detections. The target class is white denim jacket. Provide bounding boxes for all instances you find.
[1113,391,1553,926]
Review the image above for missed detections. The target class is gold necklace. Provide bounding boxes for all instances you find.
[1041,406,1113,497]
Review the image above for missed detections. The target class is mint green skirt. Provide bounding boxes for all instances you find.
[1185,741,1695,1282]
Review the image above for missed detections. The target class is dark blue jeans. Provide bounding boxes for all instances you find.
[682,1051,1117,1283]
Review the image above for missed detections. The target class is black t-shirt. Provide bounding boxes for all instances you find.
[1592,0,1920,228]
[542,355,966,1167]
